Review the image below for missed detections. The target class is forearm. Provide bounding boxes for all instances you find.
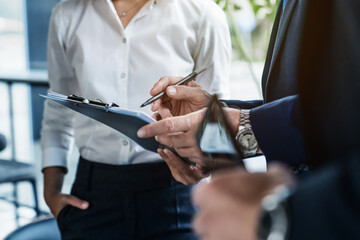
[250,95,306,165]
[43,167,66,203]
[41,99,75,170]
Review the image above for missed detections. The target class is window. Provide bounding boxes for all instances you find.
[0,0,59,72]
[0,0,26,72]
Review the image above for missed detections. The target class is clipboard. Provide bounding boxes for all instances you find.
[40,92,194,165]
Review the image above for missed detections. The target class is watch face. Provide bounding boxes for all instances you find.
[238,130,258,150]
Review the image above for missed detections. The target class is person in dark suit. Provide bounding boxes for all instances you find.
[137,0,311,184]
[287,0,360,238]
[192,0,360,239]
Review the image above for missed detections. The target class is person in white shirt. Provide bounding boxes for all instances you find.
[41,0,231,239]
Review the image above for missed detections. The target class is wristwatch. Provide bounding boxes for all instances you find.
[235,109,259,158]
[258,186,292,240]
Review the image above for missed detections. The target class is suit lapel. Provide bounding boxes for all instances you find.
[261,0,283,94]
[264,0,299,98]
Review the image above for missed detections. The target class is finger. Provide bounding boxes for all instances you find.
[150,76,183,96]
[166,85,209,103]
[175,146,203,159]
[159,148,191,184]
[191,164,210,179]
[151,99,162,112]
[138,109,205,138]
[157,103,173,119]
[138,116,190,138]
[158,148,183,169]
[186,80,201,88]
[65,195,89,210]
[160,148,202,185]
[156,133,197,149]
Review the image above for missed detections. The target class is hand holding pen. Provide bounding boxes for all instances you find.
[142,67,212,120]
[141,67,207,107]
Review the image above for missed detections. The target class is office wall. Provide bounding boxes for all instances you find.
[26,0,60,69]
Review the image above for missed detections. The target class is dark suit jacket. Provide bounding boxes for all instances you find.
[288,157,360,239]
[285,0,360,237]
[224,0,307,165]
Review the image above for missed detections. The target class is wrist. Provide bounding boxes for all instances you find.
[223,108,241,135]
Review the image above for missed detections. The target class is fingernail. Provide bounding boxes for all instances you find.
[137,129,145,138]
[167,86,176,96]
[81,202,89,208]
[155,136,159,141]
[164,149,172,156]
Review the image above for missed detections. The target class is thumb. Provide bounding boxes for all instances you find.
[66,195,89,210]
[166,85,207,102]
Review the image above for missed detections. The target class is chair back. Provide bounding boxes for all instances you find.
[0,133,6,152]
[4,216,61,240]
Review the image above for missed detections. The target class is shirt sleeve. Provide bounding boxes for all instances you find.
[192,1,231,98]
[40,4,79,171]
[222,99,264,109]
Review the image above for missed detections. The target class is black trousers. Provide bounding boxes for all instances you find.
[57,157,197,240]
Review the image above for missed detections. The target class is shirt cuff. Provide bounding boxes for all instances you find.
[41,147,69,172]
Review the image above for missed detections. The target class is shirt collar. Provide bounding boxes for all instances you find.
[105,0,156,19]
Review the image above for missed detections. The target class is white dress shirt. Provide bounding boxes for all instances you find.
[41,0,231,170]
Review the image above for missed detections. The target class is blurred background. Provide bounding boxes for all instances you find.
[0,0,277,238]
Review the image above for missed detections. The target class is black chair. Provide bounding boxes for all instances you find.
[0,133,40,222]
[4,215,61,240]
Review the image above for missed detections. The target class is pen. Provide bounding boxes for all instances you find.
[140,67,207,108]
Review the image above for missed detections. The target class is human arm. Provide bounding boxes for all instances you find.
[43,167,88,218]
[150,78,211,119]
[250,95,305,165]
[192,165,293,240]
[41,4,87,217]
[138,94,304,184]
[150,1,231,119]
[191,158,360,240]
[224,95,305,165]
[137,107,241,183]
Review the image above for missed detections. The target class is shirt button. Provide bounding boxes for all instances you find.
[121,73,126,78]
[122,140,129,146]
[123,38,127,44]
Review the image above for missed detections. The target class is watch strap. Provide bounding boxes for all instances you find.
[236,109,259,158]
[240,109,252,128]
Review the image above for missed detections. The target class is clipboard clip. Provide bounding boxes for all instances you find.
[67,94,119,109]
